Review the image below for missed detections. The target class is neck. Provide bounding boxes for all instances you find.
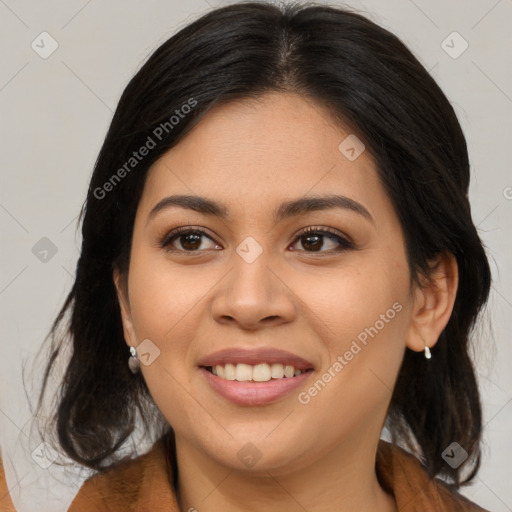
[174,433,396,512]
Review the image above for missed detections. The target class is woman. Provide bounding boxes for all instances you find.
[1,2,492,510]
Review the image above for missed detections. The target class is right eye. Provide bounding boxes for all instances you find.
[159,227,222,252]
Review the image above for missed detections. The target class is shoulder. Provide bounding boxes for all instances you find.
[67,452,149,511]
[68,436,180,512]
[2,450,158,512]
[376,440,489,512]
[0,457,17,512]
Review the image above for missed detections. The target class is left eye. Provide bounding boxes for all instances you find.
[289,227,353,253]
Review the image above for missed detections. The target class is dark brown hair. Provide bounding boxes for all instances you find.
[33,1,491,488]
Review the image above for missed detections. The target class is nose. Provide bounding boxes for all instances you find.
[211,248,297,331]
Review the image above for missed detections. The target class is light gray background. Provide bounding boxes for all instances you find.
[1,0,511,510]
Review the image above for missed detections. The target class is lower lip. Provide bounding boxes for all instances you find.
[200,367,313,406]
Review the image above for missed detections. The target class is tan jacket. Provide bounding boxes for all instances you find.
[1,439,488,511]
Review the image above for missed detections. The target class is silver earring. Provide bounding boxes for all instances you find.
[424,345,432,360]
[128,346,140,373]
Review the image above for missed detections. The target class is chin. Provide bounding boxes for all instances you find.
[197,428,315,474]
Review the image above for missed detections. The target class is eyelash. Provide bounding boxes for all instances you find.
[159,225,355,254]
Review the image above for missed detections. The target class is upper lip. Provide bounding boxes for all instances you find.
[198,348,315,371]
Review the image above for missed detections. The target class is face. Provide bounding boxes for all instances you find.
[115,92,420,474]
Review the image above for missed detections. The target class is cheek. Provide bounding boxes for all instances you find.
[293,253,411,407]
[293,252,410,344]
[125,249,207,426]
[127,247,209,339]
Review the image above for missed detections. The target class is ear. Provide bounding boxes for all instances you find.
[113,267,138,348]
[405,252,458,353]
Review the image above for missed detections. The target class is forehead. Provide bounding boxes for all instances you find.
[138,92,387,224]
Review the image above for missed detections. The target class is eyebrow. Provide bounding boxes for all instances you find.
[147,194,373,225]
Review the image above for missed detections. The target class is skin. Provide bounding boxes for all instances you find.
[114,92,458,512]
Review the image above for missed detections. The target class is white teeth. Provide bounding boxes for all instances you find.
[253,363,271,382]
[235,363,253,381]
[271,363,285,378]
[216,365,225,378]
[224,363,236,381]
[209,362,305,382]
[284,365,295,378]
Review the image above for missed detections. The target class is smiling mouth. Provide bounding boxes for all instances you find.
[203,363,314,382]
